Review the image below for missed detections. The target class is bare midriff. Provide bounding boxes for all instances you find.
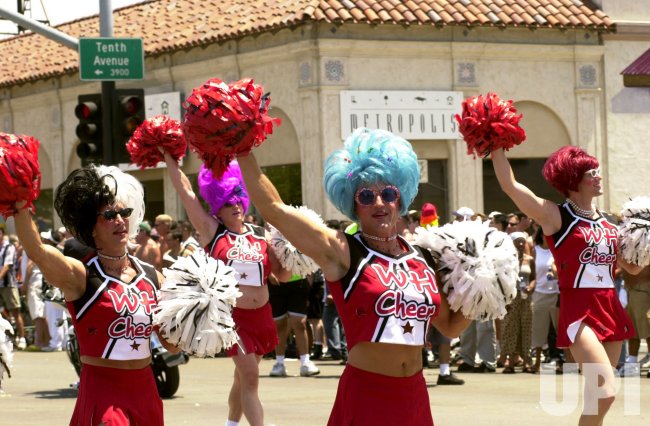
[236,284,269,309]
[348,342,423,377]
[81,355,152,370]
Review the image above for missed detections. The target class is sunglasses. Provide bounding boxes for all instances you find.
[355,186,400,206]
[584,167,601,178]
[97,208,134,221]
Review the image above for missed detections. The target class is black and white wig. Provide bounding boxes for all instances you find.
[54,165,144,249]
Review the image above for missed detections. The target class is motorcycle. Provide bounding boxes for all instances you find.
[65,322,189,398]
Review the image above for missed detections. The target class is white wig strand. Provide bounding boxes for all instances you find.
[154,250,241,357]
[268,206,323,277]
[619,196,650,266]
[413,220,519,321]
[94,165,145,239]
[0,317,14,387]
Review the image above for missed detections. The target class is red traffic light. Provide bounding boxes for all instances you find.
[75,101,99,120]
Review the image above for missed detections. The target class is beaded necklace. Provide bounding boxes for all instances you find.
[566,198,595,219]
[97,251,128,261]
[361,232,397,242]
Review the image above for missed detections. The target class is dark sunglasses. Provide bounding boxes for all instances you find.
[97,208,134,220]
[355,186,400,206]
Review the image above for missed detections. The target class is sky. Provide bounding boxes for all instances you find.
[0,0,145,36]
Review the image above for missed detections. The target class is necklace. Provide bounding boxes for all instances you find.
[566,198,595,218]
[97,251,128,261]
[361,232,398,242]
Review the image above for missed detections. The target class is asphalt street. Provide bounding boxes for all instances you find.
[2,351,649,425]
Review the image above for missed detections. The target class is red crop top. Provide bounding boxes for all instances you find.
[205,223,271,286]
[327,233,441,351]
[67,255,158,360]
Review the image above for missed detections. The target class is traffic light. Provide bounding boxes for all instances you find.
[75,94,103,165]
[112,88,145,164]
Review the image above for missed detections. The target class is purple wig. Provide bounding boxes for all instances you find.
[198,161,250,216]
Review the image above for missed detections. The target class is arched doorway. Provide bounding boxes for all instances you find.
[483,101,571,215]
[255,107,302,207]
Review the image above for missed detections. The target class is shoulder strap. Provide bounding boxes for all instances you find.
[413,244,437,269]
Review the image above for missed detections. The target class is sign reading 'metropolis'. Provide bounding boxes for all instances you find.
[340,90,463,140]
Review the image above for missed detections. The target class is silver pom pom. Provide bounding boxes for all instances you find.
[154,250,242,357]
[268,206,323,277]
[0,317,14,386]
[413,220,519,321]
[619,196,650,267]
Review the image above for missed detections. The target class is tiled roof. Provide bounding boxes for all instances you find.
[621,48,650,87]
[622,48,650,76]
[0,0,613,88]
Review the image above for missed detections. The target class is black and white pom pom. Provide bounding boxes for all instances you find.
[155,250,242,358]
[413,220,519,321]
[0,317,14,387]
[268,206,323,277]
[619,196,650,266]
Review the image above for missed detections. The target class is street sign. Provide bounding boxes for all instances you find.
[79,38,144,81]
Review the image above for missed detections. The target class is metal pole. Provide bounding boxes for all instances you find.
[99,0,115,165]
[0,6,79,50]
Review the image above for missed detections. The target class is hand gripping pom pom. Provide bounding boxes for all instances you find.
[126,115,187,169]
[619,196,650,266]
[0,133,41,219]
[455,93,526,158]
[182,78,281,178]
[268,206,323,277]
[413,220,519,321]
[0,317,14,386]
[155,251,242,357]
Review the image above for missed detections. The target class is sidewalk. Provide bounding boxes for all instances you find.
[2,351,649,425]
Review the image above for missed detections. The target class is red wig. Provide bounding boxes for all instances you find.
[542,146,599,197]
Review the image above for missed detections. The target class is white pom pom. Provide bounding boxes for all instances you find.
[0,317,14,384]
[268,206,323,277]
[154,250,242,357]
[413,220,519,321]
[619,196,650,267]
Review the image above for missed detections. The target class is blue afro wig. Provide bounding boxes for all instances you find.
[323,128,420,221]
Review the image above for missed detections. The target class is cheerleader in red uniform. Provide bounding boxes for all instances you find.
[163,155,290,426]
[13,165,173,426]
[491,146,642,425]
[236,128,471,425]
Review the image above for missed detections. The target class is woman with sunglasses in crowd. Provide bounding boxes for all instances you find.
[491,146,641,425]
[162,155,291,426]
[12,165,172,425]
[234,128,470,425]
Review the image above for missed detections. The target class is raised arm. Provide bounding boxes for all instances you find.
[237,153,349,280]
[491,149,561,235]
[163,153,218,247]
[14,206,86,300]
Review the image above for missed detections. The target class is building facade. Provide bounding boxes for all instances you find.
[1,0,648,230]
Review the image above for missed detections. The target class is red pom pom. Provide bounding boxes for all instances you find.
[0,133,41,218]
[455,93,526,158]
[182,78,281,178]
[127,115,186,169]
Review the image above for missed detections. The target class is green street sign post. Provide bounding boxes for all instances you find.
[79,38,144,81]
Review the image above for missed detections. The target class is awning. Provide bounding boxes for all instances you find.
[621,48,650,87]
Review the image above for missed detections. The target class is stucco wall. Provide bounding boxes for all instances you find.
[0,23,615,224]
[603,40,650,211]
